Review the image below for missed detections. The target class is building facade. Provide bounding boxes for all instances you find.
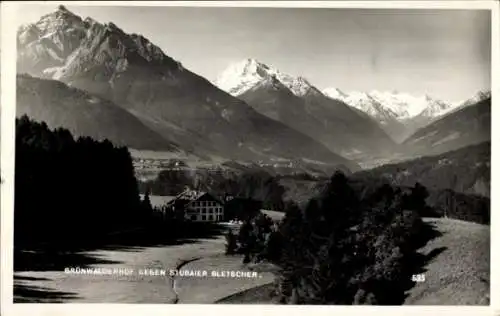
[167,189,224,222]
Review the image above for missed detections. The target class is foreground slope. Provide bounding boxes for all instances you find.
[17,6,358,172]
[16,75,176,151]
[404,217,489,305]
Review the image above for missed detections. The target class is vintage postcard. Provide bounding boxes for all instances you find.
[0,1,498,316]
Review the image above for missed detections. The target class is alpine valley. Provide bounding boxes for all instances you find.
[16,6,491,177]
[13,5,492,306]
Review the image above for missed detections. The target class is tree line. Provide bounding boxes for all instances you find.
[139,169,287,212]
[140,158,490,225]
[228,172,440,304]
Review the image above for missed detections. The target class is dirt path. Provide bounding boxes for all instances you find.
[170,257,203,303]
[173,254,276,304]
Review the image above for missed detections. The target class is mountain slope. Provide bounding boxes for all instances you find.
[456,90,491,109]
[353,141,490,197]
[17,6,358,173]
[402,97,491,157]
[216,59,397,160]
[323,88,458,142]
[16,74,177,151]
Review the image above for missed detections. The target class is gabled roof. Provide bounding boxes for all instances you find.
[166,189,225,206]
[175,189,207,201]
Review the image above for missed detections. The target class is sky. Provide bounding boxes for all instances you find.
[14,4,491,103]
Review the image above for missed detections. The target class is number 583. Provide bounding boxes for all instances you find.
[411,274,426,282]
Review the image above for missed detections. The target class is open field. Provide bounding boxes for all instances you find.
[13,222,274,304]
[14,234,228,303]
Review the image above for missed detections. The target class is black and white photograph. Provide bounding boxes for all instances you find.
[1,0,496,310]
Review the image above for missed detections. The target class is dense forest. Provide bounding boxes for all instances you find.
[228,172,437,304]
[15,115,154,249]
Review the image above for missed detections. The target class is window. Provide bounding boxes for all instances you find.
[209,208,213,214]
[202,215,206,221]
[202,209,206,214]
[208,215,213,221]
[191,215,197,221]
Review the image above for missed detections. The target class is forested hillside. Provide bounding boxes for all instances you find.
[353,141,490,197]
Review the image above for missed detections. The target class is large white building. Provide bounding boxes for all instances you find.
[166,189,224,222]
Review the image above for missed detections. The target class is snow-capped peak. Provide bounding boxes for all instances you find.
[216,58,317,97]
[323,88,457,121]
[322,87,349,100]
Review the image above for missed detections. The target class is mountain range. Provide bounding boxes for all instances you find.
[16,6,358,173]
[215,58,397,160]
[322,88,479,142]
[15,5,491,175]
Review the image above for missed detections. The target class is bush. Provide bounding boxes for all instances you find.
[225,230,238,255]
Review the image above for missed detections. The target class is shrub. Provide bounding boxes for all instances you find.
[225,230,238,255]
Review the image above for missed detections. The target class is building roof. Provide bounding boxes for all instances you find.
[166,189,224,206]
[175,189,208,201]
